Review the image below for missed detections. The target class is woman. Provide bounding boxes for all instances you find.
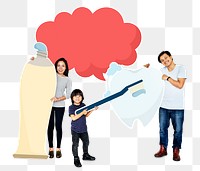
[48,58,72,158]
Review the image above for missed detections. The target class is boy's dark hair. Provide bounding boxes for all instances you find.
[70,89,84,104]
[55,58,69,76]
[158,51,171,63]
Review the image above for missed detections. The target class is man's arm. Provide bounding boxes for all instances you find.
[162,74,186,89]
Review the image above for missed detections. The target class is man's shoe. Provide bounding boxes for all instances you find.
[56,150,62,158]
[173,148,181,161]
[49,150,54,158]
[83,153,96,160]
[154,145,167,157]
[74,156,82,167]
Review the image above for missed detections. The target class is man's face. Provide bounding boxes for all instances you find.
[160,54,173,67]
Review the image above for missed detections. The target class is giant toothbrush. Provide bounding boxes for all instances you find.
[13,42,57,159]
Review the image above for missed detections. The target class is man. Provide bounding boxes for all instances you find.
[146,51,187,161]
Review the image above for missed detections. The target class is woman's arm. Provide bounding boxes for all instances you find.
[56,96,66,102]
[50,96,66,102]
[66,78,72,99]
[55,78,72,102]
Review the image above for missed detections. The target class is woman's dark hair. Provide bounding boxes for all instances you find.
[55,58,69,76]
[158,51,171,63]
[70,89,84,104]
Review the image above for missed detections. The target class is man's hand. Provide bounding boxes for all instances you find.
[162,74,168,80]
[144,63,150,68]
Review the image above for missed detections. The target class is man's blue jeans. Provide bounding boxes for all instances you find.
[159,107,184,149]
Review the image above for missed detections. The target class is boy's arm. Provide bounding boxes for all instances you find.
[86,107,98,117]
[70,109,87,121]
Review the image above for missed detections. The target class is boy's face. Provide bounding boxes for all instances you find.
[160,54,173,67]
[73,95,82,104]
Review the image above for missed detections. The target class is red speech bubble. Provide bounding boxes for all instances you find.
[36,7,141,80]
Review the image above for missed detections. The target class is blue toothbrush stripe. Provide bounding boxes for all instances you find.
[75,79,143,114]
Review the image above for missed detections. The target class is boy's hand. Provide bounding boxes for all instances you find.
[94,106,98,110]
[82,109,88,115]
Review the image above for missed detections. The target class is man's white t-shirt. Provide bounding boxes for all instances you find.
[160,65,187,110]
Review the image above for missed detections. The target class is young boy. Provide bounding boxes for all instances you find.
[69,89,98,167]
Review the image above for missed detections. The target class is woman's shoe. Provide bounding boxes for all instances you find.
[56,150,62,158]
[49,150,54,158]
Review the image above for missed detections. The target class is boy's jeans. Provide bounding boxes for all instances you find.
[71,130,89,157]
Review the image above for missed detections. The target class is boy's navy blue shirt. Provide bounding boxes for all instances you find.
[69,103,87,133]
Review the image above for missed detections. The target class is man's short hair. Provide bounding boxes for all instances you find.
[158,51,171,63]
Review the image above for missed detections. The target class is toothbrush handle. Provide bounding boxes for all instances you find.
[75,89,126,114]
[75,79,143,114]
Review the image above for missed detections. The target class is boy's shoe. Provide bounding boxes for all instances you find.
[74,156,82,167]
[49,150,54,158]
[56,150,62,158]
[83,153,96,161]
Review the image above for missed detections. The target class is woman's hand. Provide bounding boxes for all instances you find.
[50,97,58,102]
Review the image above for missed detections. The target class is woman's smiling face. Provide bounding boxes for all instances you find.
[57,61,66,75]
